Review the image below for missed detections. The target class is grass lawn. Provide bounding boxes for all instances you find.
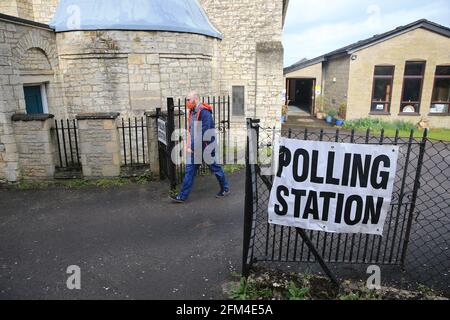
[343,118,450,141]
[366,128,450,141]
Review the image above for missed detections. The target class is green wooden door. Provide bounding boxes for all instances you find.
[24,85,44,114]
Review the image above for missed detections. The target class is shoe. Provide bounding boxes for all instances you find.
[169,194,185,203]
[216,188,230,198]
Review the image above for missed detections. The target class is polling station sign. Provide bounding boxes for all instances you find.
[268,138,399,235]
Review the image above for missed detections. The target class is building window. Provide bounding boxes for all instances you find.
[370,65,394,113]
[400,61,426,114]
[429,66,450,115]
[232,86,245,116]
[23,83,48,114]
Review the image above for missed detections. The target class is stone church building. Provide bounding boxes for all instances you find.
[0,0,289,182]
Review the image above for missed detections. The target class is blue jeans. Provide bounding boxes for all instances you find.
[178,162,229,200]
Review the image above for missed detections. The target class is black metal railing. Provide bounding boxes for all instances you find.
[118,117,148,167]
[53,119,81,170]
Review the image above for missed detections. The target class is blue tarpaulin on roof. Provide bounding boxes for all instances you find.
[49,0,222,39]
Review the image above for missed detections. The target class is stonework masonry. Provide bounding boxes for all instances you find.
[0,0,59,24]
[31,0,59,24]
[322,55,350,112]
[0,17,63,182]
[76,113,121,178]
[11,114,56,179]
[200,0,284,126]
[0,1,287,181]
[56,30,217,118]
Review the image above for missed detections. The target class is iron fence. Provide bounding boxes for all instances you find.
[118,117,149,167]
[243,119,449,294]
[405,139,450,292]
[53,119,81,170]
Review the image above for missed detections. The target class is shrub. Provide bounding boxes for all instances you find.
[325,109,337,118]
[343,118,416,132]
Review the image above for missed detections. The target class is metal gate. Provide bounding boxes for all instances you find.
[117,116,150,177]
[242,119,428,280]
[156,96,230,189]
[52,119,82,177]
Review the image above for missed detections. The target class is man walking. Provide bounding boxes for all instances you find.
[169,91,229,203]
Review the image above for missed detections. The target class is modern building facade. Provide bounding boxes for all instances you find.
[284,19,450,128]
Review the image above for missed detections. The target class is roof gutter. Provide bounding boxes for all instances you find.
[0,13,54,31]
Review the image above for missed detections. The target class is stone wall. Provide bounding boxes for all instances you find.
[0,17,61,182]
[199,0,285,127]
[11,114,56,179]
[0,1,287,181]
[31,0,59,24]
[16,0,34,20]
[347,28,450,128]
[159,56,213,101]
[56,30,217,118]
[19,47,52,71]
[0,0,34,20]
[0,0,59,24]
[255,42,284,128]
[0,0,20,17]
[60,55,131,116]
[322,55,350,113]
[76,113,121,178]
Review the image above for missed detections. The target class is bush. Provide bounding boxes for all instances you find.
[325,109,337,118]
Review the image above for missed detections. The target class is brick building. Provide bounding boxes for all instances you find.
[0,0,289,182]
[284,19,450,128]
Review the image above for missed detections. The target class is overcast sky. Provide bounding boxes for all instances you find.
[282,0,450,67]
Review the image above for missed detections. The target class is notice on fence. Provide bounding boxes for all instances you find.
[268,138,399,235]
[157,118,167,145]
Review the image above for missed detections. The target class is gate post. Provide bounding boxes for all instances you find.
[166,98,177,190]
[145,109,160,177]
[400,129,428,269]
[11,113,56,180]
[76,112,121,178]
[242,118,259,277]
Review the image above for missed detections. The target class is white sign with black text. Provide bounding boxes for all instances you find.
[268,138,399,235]
[157,118,167,145]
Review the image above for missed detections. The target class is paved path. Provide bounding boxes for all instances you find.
[283,109,334,130]
[0,171,245,299]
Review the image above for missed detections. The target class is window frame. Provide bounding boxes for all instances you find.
[231,85,245,117]
[369,65,395,114]
[23,82,49,114]
[429,65,450,116]
[399,61,426,115]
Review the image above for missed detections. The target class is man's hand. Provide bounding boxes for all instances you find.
[187,147,193,154]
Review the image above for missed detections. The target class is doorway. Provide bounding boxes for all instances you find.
[286,78,315,114]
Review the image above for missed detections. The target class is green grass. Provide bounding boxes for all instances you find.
[230,278,273,300]
[337,292,362,300]
[343,118,450,141]
[16,180,53,190]
[223,164,245,174]
[287,281,310,300]
[11,176,155,190]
